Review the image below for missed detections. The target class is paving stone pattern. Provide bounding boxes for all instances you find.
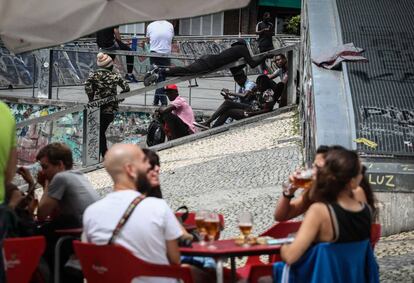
[85,109,414,281]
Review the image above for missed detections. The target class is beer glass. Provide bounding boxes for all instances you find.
[238,211,253,247]
[195,210,208,246]
[205,212,220,249]
[292,168,313,189]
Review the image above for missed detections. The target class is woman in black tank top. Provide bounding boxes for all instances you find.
[281,149,372,265]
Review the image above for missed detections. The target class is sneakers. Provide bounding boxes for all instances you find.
[193,121,210,130]
[143,66,164,86]
[125,73,139,83]
[143,72,159,86]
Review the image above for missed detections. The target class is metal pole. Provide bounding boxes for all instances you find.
[188,81,192,106]
[287,49,295,105]
[55,58,60,100]
[32,54,36,98]
[238,9,242,37]
[48,49,54,99]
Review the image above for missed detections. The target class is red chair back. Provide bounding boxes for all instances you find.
[237,221,302,280]
[370,223,381,249]
[248,264,273,283]
[73,241,193,283]
[176,212,225,240]
[249,221,302,265]
[3,236,46,283]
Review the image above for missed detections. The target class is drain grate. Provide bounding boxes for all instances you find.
[336,0,414,157]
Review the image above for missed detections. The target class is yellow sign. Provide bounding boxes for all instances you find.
[353,138,378,149]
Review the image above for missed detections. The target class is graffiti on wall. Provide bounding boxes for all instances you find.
[1,37,271,88]
[7,102,153,165]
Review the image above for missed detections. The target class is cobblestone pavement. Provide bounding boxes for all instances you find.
[85,109,414,281]
[375,231,414,282]
[87,110,301,240]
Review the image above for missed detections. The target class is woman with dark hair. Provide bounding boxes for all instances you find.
[141,148,162,198]
[357,166,378,220]
[274,145,377,222]
[280,149,372,264]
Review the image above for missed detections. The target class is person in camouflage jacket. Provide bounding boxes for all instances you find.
[85,52,130,158]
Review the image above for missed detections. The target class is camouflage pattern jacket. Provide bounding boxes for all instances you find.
[84,68,130,114]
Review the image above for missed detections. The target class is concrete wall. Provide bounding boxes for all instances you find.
[377,192,414,236]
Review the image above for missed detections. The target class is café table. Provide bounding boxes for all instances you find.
[180,239,282,283]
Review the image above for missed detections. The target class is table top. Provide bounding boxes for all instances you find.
[180,239,281,258]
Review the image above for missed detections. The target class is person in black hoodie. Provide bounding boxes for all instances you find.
[144,39,272,86]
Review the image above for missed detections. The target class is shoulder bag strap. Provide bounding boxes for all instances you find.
[107,194,146,245]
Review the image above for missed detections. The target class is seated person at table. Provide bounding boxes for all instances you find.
[201,75,278,128]
[83,144,192,283]
[2,182,37,237]
[157,84,196,140]
[144,39,271,86]
[35,143,99,228]
[141,149,216,279]
[274,145,377,222]
[280,149,373,265]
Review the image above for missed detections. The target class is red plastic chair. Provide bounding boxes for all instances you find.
[370,223,381,250]
[73,241,194,283]
[248,264,274,283]
[237,221,302,280]
[3,236,46,283]
[175,211,225,240]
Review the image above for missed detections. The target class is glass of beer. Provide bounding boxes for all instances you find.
[292,169,313,189]
[195,210,208,246]
[238,211,253,247]
[205,212,220,249]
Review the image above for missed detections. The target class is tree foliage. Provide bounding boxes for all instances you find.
[285,15,301,35]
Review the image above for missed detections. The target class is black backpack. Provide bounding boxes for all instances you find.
[146,119,166,146]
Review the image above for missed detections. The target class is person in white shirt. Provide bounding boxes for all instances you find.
[82,144,182,283]
[145,20,174,106]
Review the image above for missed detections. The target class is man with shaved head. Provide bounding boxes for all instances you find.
[83,144,184,283]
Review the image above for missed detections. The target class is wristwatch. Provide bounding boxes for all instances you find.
[283,191,295,199]
[282,183,295,199]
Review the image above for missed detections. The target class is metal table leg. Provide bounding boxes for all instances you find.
[216,258,224,283]
[54,235,74,283]
[231,257,237,282]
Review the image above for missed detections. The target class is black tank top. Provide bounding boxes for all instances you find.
[327,202,372,243]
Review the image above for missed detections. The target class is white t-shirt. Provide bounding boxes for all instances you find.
[146,21,174,54]
[83,190,183,283]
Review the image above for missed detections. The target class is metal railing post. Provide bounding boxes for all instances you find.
[287,49,296,105]
[188,82,192,106]
[32,54,36,98]
[48,49,54,99]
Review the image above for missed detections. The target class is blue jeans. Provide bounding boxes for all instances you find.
[150,53,170,106]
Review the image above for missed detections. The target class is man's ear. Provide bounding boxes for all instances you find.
[58,161,66,170]
[125,163,137,180]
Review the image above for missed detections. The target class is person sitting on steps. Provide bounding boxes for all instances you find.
[199,75,279,128]
[156,84,196,140]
